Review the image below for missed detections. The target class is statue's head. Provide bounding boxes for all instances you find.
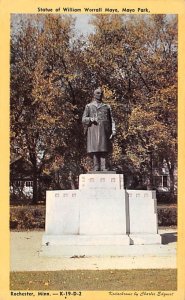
[94,87,103,101]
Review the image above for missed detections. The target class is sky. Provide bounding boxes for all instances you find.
[11,14,175,37]
[11,14,95,36]
[75,15,94,35]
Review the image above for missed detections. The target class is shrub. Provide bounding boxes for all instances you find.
[10,206,45,230]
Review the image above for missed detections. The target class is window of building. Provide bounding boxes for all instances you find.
[15,181,24,187]
[154,175,168,189]
[163,175,168,188]
[25,181,33,187]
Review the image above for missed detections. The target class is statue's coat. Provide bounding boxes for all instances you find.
[82,101,115,153]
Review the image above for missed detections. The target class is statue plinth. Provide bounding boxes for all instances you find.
[41,173,161,257]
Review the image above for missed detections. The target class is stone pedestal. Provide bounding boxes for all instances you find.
[41,174,130,256]
[80,189,128,235]
[79,173,124,190]
[42,235,130,257]
[41,173,161,257]
[45,190,80,235]
[126,190,161,245]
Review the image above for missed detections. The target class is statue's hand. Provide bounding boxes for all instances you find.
[110,131,116,140]
[90,117,98,124]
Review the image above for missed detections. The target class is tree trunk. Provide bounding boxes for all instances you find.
[169,166,175,201]
[31,167,38,205]
[28,148,39,205]
[148,151,153,189]
[69,171,76,190]
[166,159,175,202]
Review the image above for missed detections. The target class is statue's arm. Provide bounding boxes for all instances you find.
[82,104,91,125]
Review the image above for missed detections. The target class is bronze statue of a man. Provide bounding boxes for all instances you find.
[82,87,116,171]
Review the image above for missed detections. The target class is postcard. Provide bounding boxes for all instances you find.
[0,0,184,299]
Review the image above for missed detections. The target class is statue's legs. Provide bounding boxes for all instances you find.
[92,152,108,171]
[93,153,100,171]
[100,152,108,171]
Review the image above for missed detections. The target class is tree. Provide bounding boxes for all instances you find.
[81,14,177,193]
[10,15,84,203]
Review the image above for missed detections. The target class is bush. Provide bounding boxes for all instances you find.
[156,191,177,204]
[10,193,32,206]
[157,206,177,226]
[10,206,45,230]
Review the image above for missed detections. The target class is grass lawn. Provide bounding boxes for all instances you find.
[10,269,177,291]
